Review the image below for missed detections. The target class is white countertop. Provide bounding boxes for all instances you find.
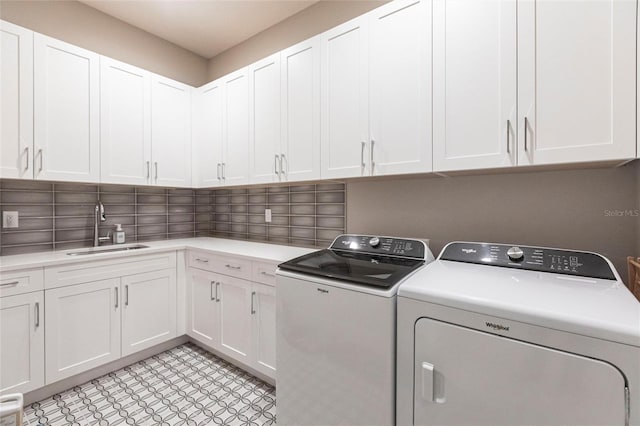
[0,237,316,273]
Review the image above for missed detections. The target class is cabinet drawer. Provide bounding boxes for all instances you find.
[0,268,44,297]
[252,261,278,287]
[187,250,252,280]
[45,251,177,289]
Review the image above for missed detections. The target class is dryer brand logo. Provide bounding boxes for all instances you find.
[317,288,329,294]
[461,248,477,254]
[485,322,510,332]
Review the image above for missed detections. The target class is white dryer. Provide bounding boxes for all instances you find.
[396,242,640,426]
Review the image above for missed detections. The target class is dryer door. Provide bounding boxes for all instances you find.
[414,318,627,426]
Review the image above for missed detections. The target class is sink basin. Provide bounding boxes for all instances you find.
[66,244,149,256]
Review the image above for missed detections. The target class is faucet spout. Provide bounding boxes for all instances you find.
[94,201,107,247]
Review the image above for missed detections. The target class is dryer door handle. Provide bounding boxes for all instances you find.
[421,362,435,402]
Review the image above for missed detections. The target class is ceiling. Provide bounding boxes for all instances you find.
[79,0,319,58]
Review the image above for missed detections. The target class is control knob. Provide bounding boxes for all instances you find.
[507,246,524,262]
[369,237,380,248]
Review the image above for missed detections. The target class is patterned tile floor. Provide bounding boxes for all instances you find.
[24,343,276,426]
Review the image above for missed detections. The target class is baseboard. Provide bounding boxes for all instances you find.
[23,335,189,405]
[187,337,275,387]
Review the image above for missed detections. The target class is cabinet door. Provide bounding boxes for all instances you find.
[100,57,152,185]
[0,21,33,180]
[222,68,250,185]
[280,37,321,182]
[321,16,369,178]
[433,0,516,172]
[219,276,252,363]
[518,0,636,165]
[45,279,120,383]
[151,75,192,187]
[251,283,276,379]
[0,292,44,394]
[187,268,220,348]
[121,269,177,356]
[249,54,280,184]
[193,80,224,187]
[34,34,100,182]
[369,0,432,175]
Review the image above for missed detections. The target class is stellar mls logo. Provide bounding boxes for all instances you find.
[485,322,510,332]
[461,248,477,254]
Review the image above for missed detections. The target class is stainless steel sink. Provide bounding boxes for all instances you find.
[66,244,149,256]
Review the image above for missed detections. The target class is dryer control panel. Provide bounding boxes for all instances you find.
[331,234,426,259]
[440,242,616,280]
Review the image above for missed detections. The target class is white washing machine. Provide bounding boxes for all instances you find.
[397,242,640,426]
[276,235,434,426]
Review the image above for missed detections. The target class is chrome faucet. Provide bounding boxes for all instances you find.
[94,201,109,246]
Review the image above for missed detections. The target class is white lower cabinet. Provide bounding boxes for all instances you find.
[219,276,253,363]
[45,278,121,383]
[252,283,276,377]
[187,259,278,380]
[0,291,44,394]
[121,269,177,356]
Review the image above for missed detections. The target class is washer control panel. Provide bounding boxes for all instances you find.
[331,235,426,259]
[440,242,616,280]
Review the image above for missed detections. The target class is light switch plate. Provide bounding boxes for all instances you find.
[3,211,19,228]
[265,208,272,223]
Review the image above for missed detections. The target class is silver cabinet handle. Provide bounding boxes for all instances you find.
[222,163,226,180]
[195,258,209,263]
[506,119,511,154]
[524,116,529,151]
[146,161,150,179]
[280,154,285,176]
[217,163,221,180]
[154,162,158,180]
[115,287,119,308]
[125,284,129,306]
[216,282,220,302]
[260,271,275,278]
[370,139,375,173]
[24,146,29,171]
[251,291,256,315]
[0,281,19,287]
[210,281,215,301]
[38,148,43,173]
[225,264,241,270]
[360,141,366,168]
[35,302,40,327]
[274,155,280,175]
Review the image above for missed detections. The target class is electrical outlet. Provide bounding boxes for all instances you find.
[265,208,272,223]
[2,211,19,228]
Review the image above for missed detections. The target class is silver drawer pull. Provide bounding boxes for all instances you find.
[35,302,40,327]
[195,258,209,263]
[0,281,19,287]
[225,264,241,270]
[251,291,256,315]
[260,271,275,278]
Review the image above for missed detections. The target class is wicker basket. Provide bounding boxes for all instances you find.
[627,257,640,302]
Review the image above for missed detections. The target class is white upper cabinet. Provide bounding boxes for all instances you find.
[222,68,250,186]
[249,54,281,184]
[433,0,516,172]
[151,74,192,187]
[280,36,321,182]
[369,0,432,175]
[34,34,100,182]
[1,21,33,180]
[518,0,637,165]
[193,80,224,187]
[321,16,370,179]
[100,57,152,185]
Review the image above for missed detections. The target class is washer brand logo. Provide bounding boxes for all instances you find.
[317,288,329,294]
[485,322,510,332]
[462,248,477,254]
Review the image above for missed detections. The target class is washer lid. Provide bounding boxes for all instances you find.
[399,259,640,347]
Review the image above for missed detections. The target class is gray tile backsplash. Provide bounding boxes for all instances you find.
[0,180,345,255]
